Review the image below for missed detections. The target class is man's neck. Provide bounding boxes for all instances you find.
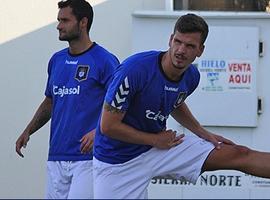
[69,37,93,55]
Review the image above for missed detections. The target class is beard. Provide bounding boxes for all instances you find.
[58,25,81,42]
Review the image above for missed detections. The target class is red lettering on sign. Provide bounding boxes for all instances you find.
[229,74,251,84]
[229,63,251,72]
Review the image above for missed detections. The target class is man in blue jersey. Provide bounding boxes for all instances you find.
[93,13,270,199]
[15,0,119,198]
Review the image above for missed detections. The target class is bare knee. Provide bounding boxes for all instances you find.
[220,145,252,165]
[202,144,252,172]
[234,145,251,156]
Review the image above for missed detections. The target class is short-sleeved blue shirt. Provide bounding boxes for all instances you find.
[45,43,119,161]
[94,51,200,164]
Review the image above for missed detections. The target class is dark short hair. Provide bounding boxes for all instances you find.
[174,13,209,45]
[58,0,93,33]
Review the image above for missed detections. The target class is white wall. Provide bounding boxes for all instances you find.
[91,0,165,61]
[0,0,165,198]
[0,2,62,197]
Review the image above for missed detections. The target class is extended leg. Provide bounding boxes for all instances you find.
[202,143,270,178]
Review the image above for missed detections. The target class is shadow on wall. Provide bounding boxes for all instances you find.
[0,0,136,198]
[0,0,167,197]
[0,23,65,198]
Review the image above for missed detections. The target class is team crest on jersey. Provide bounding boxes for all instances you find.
[75,65,89,82]
[173,92,187,108]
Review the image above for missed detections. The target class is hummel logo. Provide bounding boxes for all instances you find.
[111,77,129,109]
[65,60,78,65]
[164,86,179,92]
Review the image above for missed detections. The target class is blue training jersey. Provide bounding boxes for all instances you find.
[45,42,119,161]
[94,51,200,164]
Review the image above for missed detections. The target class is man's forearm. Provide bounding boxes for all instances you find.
[171,102,205,136]
[101,103,155,146]
[24,97,52,136]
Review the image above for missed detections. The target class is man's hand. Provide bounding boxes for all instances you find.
[15,132,30,158]
[199,131,235,150]
[80,129,95,154]
[152,129,185,149]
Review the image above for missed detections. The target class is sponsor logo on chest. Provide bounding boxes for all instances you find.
[53,85,80,97]
[145,110,169,122]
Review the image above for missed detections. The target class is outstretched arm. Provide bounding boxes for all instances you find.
[100,102,184,149]
[170,102,234,149]
[15,97,52,157]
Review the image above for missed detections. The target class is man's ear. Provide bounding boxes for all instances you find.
[80,17,88,29]
[197,44,205,57]
[169,34,174,47]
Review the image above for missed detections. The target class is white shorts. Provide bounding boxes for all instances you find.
[93,134,214,199]
[46,160,93,199]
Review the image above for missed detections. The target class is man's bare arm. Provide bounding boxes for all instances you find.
[100,102,183,149]
[15,97,52,157]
